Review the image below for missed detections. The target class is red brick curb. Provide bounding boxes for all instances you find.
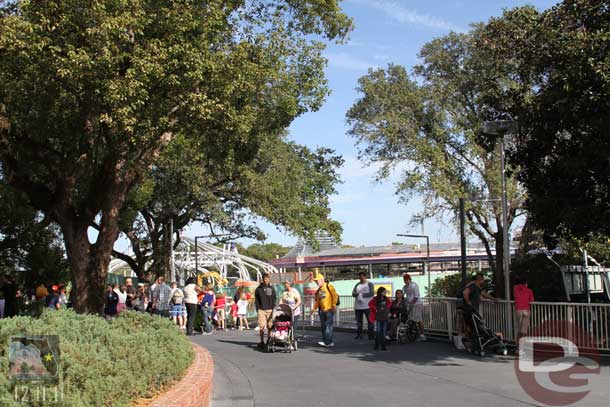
[150,342,214,407]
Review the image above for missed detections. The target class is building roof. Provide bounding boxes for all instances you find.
[273,240,497,269]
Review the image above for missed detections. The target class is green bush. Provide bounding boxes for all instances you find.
[0,310,194,406]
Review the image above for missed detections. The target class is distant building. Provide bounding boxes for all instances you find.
[271,236,496,281]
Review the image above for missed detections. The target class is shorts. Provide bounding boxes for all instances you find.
[257,309,273,330]
[409,304,423,322]
[170,304,184,317]
[516,310,530,335]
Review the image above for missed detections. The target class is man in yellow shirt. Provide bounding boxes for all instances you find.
[311,274,338,348]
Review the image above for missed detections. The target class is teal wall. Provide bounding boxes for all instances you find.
[329,274,436,297]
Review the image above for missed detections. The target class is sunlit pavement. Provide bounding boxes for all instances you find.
[190,329,610,407]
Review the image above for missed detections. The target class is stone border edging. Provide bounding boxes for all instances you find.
[150,342,214,407]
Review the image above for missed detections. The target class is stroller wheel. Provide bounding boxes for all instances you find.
[293,340,298,351]
[267,342,274,353]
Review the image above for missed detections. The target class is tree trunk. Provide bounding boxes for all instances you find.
[494,230,506,299]
[61,222,108,315]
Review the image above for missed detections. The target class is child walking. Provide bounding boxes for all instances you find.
[369,287,392,351]
[237,293,250,330]
[228,297,239,329]
[215,293,227,331]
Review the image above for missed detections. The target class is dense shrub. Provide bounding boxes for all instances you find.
[0,310,194,406]
[430,271,495,297]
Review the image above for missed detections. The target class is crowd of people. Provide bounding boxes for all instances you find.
[3,268,535,356]
[103,274,304,341]
[0,277,69,318]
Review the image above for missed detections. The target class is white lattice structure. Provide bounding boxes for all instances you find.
[109,236,281,283]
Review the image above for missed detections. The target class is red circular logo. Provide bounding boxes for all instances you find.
[514,319,600,406]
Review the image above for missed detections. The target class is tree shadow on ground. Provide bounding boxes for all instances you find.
[301,332,514,367]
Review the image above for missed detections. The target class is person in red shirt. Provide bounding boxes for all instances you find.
[513,276,535,348]
[369,287,393,351]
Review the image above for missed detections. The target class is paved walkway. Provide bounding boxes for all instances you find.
[191,330,609,407]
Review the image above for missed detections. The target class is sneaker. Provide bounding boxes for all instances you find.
[318,341,328,347]
[416,335,426,342]
[328,342,335,348]
[385,335,391,341]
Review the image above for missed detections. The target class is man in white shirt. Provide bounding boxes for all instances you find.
[403,273,426,342]
[352,272,374,340]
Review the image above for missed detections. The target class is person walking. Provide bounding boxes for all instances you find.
[311,274,339,348]
[133,283,149,313]
[352,272,374,340]
[115,284,127,314]
[104,284,119,319]
[183,277,203,336]
[403,274,426,342]
[369,287,392,351]
[237,292,250,330]
[125,278,136,310]
[200,285,216,335]
[255,274,276,348]
[170,282,186,330]
[152,277,172,317]
[280,280,302,320]
[215,293,227,331]
[513,276,534,350]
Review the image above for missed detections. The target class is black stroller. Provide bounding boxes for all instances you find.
[267,304,297,353]
[463,307,508,357]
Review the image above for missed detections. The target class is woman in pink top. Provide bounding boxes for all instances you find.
[513,276,535,347]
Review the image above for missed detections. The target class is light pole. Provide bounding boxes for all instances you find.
[459,198,468,288]
[397,234,430,296]
[483,120,517,300]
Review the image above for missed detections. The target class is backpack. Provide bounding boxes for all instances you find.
[172,291,183,305]
[327,283,340,306]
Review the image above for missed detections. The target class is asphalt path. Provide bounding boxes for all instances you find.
[191,329,609,407]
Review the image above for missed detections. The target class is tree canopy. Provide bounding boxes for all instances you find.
[476,0,610,240]
[346,30,526,296]
[0,0,352,313]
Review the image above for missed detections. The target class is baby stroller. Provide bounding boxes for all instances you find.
[267,304,297,353]
[463,307,508,357]
[396,306,419,344]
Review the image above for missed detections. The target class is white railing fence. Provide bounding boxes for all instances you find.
[300,295,610,351]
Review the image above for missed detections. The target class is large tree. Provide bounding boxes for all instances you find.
[113,134,343,281]
[476,1,610,239]
[0,0,351,313]
[347,32,527,297]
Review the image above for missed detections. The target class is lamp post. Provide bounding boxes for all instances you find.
[483,120,517,300]
[397,234,430,296]
[459,198,467,288]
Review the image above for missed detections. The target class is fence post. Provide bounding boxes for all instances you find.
[336,306,341,327]
[446,300,453,342]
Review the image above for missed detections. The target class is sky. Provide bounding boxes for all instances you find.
[152,0,559,251]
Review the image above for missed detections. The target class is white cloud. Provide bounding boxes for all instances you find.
[352,0,463,32]
[326,52,376,72]
[339,156,384,180]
